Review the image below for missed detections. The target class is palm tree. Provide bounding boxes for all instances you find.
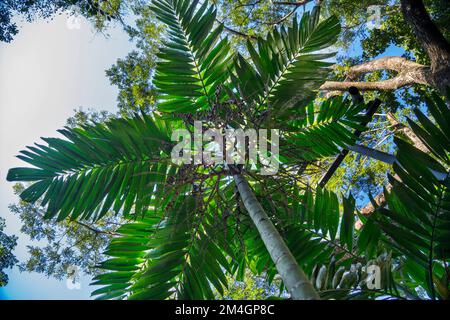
[7,0,355,300]
[8,0,449,300]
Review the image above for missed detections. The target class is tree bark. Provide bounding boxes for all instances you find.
[400,0,450,94]
[386,113,429,153]
[320,57,431,93]
[321,0,450,96]
[233,173,319,300]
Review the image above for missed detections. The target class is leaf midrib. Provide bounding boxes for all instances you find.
[170,5,212,109]
[262,22,322,108]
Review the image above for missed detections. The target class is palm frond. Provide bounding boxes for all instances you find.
[233,6,340,111]
[240,182,359,286]
[151,0,233,112]
[281,97,368,161]
[92,195,231,300]
[370,93,450,299]
[7,114,174,221]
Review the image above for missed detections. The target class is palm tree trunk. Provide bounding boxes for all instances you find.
[233,173,319,300]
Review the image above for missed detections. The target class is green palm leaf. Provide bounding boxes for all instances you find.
[370,93,450,299]
[151,0,233,112]
[233,6,340,111]
[92,195,231,300]
[281,96,368,162]
[7,114,174,221]
[239,181,359,286]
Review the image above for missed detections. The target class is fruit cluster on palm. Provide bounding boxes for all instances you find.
[7,0,449,300]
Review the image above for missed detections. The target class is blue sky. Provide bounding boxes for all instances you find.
[0,13,134,299]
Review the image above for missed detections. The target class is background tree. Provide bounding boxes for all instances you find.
[9,183,120,281]
[0,0,127,42]
[105,2,163,116]
[218,271,286,300]
[0,217,18,287]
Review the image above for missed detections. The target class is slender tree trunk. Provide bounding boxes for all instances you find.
[233,173,319,300]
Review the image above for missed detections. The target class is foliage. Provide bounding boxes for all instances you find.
[91,195,234,300]
[232,6,340,113]
[107,51,157,116]
[219,270,284,300]
[8,109,119,281]
[280,97,367,162]
[9,183,119,281]
[7,113,174,222]
[368,92,450,299]
[150,0,234,113]
[5,0,450,301]
[361,0,450,66]
[106,1,165,116]
[0,0,126,43]
[0,217,18,287]
[212,0,386,47]
[7,0,353,300]
[66,108,114,128]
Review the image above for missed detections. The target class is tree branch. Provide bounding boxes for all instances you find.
[216,19,258,40]
[400,0,450,94]
[273,0,314,5]
[265,6,299,25]
[320,56,431,93]
[74,221,120,236]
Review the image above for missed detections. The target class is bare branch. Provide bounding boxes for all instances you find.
[74,221,120,236]
[216,19,258,40]
[320,56,431,94]
[265,7,299,25]
[273,0,314,5]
